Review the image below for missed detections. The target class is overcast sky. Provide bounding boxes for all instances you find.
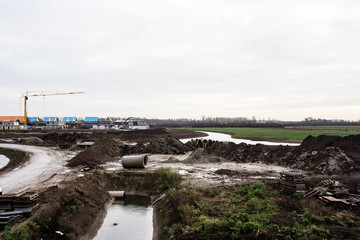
[1,0,360,121]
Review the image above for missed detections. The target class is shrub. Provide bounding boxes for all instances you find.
[1,222,40,240]
[311,226,331,238]
[301,211,313,226]
[245,197,263,213]
[243,221,261,233]
[153,167,181,193]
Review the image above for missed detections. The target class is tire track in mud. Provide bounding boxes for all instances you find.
[0,144,69,194]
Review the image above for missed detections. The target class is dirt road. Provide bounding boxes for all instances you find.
[0,143,71,194]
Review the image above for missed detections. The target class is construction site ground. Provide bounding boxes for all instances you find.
[0,128,359,239]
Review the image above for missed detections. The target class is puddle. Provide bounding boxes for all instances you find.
[93,195,153,240]
[0,155,10,169]
[181,131,300,146]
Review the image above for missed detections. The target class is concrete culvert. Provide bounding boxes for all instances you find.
[122,154,148,168]
[108,191,125,198]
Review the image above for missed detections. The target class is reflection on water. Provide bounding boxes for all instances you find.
[93,195,153,240]
[180,131,299,146]
[0,155,10,169]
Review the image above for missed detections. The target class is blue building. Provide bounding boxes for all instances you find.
[84,117,98,123]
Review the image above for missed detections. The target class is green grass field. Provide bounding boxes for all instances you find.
[182,126,360,142]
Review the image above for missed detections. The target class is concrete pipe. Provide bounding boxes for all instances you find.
[122,154,148,168]
[108,191,125,198]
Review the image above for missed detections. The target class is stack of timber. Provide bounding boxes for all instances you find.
[305,179,360,209]
[280,171,305,194]
[0,192,39,229]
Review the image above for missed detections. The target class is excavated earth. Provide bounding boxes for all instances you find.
[1,130,360,239]
[66,133,360,175]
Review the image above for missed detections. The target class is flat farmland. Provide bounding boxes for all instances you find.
[181,126,360,142]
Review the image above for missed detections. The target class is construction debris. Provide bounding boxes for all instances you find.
[0,192,39,229]
[280,171,305,194]
[305,179,360,210]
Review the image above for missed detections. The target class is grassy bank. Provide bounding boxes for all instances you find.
[0,167,181,240]
[160,181,360,240]
[2,169,359,239]
[180,127,360,142]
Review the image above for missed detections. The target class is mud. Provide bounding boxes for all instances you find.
[183,149,225,164]
[67,136,193,168]
[18,137,44,145]
[67,132,360,175]
[1,130,360,239]
[66,137,121,168]
[206,135,360,175]
[0,144,72,194]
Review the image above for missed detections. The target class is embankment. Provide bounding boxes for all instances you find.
[0,168,181,240]
[0,147,29,173]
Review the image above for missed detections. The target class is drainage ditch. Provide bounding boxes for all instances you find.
[93,195,153,240]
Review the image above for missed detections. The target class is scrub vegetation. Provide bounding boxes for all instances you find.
[1,170,359,239]
[159,181,360,240]
[182,127,360,142]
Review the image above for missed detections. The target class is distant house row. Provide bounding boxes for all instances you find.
[0,116,149,130]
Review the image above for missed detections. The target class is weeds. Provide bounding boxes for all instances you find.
[1,222,40,240]
[151,167,181,193]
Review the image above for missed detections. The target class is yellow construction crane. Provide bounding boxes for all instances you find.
[20,91,84,126]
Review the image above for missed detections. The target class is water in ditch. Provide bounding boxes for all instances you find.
[93,195,153,240]
[180,131,300,146]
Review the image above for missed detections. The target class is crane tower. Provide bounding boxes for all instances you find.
[20,91,84,126]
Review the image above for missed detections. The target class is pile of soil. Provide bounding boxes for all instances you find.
[297,135,360,161]
[118,136,193,156]
[40,132,93,146]
[145,136,193,154]
[183,148,225,164]
[68,136,193,168]
[108,128,175,143]
[18,137,44,145]
[67,137,121,168]
[206,135,360,174]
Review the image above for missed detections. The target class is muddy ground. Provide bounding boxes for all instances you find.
[1,129,360,239]
[1,128,360,191]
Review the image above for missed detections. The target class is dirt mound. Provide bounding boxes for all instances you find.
[18,137,44,145]
[204,135,360,174]
[67,137,121,168]
[107,128,172,142]
[40,132,92,145]
[145,136,193,154]
[299,135,360,161]
[184,149,225,164]
[68,136,192,168]
[206,142,241,160]
[289,146,359,174]
[118,136,193,156]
